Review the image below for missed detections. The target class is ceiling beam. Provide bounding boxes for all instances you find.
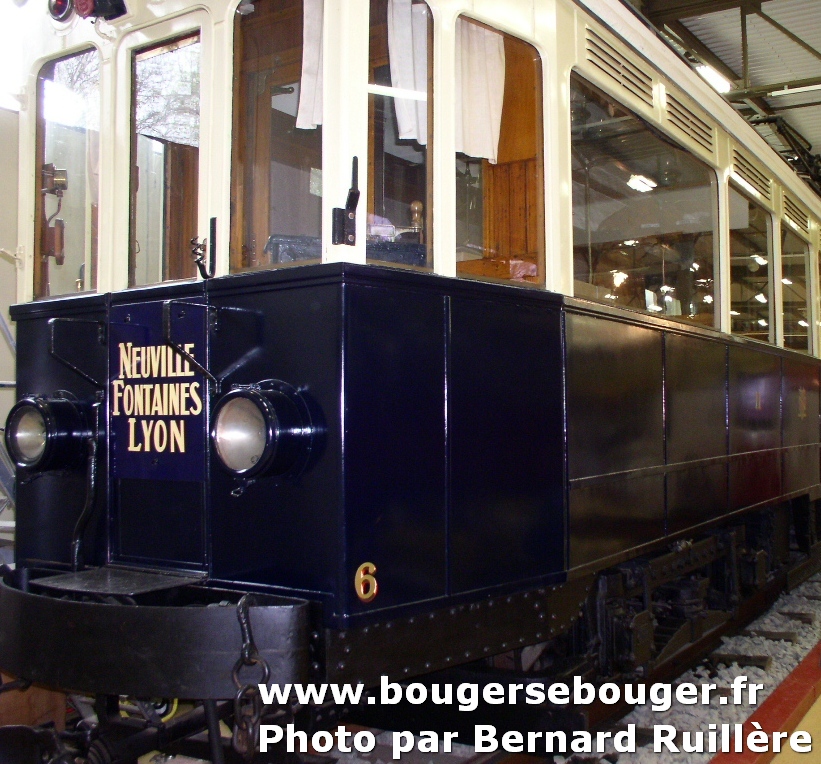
[727,76,821,100]
[643,0,768,24]
[664,20,774,114]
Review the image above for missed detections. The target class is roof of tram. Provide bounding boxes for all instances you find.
[632,0,821,196]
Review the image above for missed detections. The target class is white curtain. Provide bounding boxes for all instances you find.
[455,17,505,164]
[296,0,323,129]
[387,0,428,144]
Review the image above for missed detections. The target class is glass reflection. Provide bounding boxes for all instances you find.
[782,227,810,352]
[571,75,717,325]
[36,49,100,298]
[729,186,772,343]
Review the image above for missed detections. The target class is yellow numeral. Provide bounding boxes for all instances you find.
[355,562,378,603]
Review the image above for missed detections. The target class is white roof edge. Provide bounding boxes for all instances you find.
[576,0,821,218]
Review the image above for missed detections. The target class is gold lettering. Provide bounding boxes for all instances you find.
[168,383,180,415]
[153,420,168,452]
[111,380,124,416]
[140,419,154,452]
[180,383,190,415]
[123,385,134,416]
[134,384,144,416]
[140,346,151,378]
[151,384,163,416]
[119,343,133,379]
[150,345,163,378]
[183,343,195,376]
[170,420,185,452]
[188,382,203,416]
[174,349,184,377]
[127,418,141,451]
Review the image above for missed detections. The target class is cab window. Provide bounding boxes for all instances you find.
[729,185,773,343]
[366,0,432,270]
[571,74,718,325]
[455,19,544,285]
[781,226,810,352]
[35,49,101,298]
[129,34,201,286]
[230,0,323,272]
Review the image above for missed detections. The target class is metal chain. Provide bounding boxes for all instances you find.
[232,594,271,760]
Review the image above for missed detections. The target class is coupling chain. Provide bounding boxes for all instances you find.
[232,594,271,760]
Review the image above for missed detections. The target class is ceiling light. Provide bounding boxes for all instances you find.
[604,293,618,300]
[627,174,657,193]
[695,64,734,94]
[754,293,768,303]
[799,319,809,327]
[730,310,741,316]
[769,83,821,98]
[758,319,768,327]
[623,240,638,246]
[753,255,768,266]
[702,294,713,304]
[691,262,700,271]
[612,271,628,288]
[782,277,793,285]
[647,304,663,312]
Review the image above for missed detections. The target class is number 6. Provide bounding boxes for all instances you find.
[355,562,378,603]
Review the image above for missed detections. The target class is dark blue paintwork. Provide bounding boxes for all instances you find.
[8,262,821,632]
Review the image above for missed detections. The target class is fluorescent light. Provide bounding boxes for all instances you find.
[753,255,768,266]
[623,240,638,246]
[730,310,741,316]
[367,84,428,101]
[696,64,734,94]
[627,174,657,193]
[769,83,821,97]
[758,319,768,327]
[702,294,713,304]
[782,277,793,285]
[754,293,768,303]
[799,319,809,327]
[612,271,628,287]
[604,293,618,300]
[647,304,663,312]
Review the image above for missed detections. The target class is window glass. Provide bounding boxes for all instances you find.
[130,35,201,287]
[35,49,100,298]
[455,19,544,285]
[366,0,432,270]
[729,186,773,343]
[230,0,323,272]
[571,75,717,324]
[782,227,810,352]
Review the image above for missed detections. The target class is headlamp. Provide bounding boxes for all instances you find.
[211,384,312,478]
[4,397,92,471]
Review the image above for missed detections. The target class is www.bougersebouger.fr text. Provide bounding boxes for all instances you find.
[255,675,812,757]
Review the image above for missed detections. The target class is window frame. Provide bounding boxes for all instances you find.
[780,218,813,354]
[33,46,102,299]
[113,11,212,291]
[568,69,721,327]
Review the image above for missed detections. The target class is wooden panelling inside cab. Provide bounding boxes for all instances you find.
[456,31,544,285]
[230,0,323,272]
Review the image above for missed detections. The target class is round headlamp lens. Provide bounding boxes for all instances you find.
[213,396,267,473]
[7,405,48,467]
